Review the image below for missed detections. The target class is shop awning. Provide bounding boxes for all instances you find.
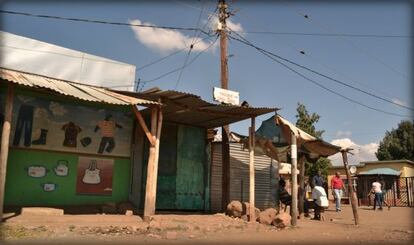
[358,168,400,176]
[0,67,159,106]
[118,87,278,128]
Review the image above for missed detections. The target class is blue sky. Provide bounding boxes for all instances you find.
[1,1,412,164]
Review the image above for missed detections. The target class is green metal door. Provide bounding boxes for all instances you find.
[176,125,206,210]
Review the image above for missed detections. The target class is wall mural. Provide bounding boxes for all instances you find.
[76,156,114,195]
[10,94,133,157]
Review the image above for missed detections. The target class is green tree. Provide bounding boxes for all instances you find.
[295,103,325,139]
[376,120,414,161]
[295,103,329,179]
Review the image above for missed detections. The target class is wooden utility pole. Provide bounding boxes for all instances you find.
[290,133,298,226]
[218,0,231,210]
[341,150,359,225]
[0,83,14,221]
[248,117,256,222]
[298,155,306,219]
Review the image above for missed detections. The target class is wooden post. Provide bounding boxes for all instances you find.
[143,107,158,221]
[341,150,359,225]
[150,106,163,216]
[249,117,256,222]
[290,132,298,226]
[298,155,306,218]
[0,83,14,221]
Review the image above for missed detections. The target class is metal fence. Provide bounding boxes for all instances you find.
[356,176,414,207]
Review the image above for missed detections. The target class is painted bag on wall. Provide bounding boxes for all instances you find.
[27,166,47,178]
[54,160,69,176]
[82,160,101,184]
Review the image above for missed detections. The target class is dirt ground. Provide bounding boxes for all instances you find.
[0,205,413,245]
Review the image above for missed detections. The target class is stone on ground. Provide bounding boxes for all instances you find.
[258,208,278,225]
[226,200,243,218]
[273,212,291,228]
[242,202,260,221]
[21,207,64,216]
[117,201,135,215]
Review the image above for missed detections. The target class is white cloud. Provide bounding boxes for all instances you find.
[335,130,352,138]
[392,98,407,107]
[209,16,244,33]
[129,19,216,53]
[329,138,379,166]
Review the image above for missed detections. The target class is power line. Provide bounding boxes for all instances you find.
[228,34,412,118]
[136,35,213,71]
[140,35,219,84]
[0,10,208,34]
[237,31,413,39]
[228,29,414,112]
[175,1,208,90]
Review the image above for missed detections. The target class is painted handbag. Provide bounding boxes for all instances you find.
[82,160,101,184]
[27,166,47,178]
[54,160,69,176]
[43,183,57,192]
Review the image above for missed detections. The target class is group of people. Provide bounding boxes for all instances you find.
[278,170,345,221]
[278,170,391,221]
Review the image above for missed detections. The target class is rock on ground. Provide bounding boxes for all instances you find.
[242,202,260,221]
[273,212,291,228]
[259,208,278,225]
[226,200,243,218]
[117,202,135,215]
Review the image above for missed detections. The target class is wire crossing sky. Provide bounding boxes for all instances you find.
[1,1,412,164]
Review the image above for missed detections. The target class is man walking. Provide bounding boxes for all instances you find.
[331,172,344,212]
[371,178,383,211]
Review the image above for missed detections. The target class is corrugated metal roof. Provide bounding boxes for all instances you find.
[358,168,400,176]
[0,67,159,106]
[119,87,278,128]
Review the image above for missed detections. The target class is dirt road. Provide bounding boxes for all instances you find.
[1,205,413,244]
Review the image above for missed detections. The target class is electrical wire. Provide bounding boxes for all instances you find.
[136,35,213,71]
[0,10,209,35]
[228,34,412,118]
[228,29,414,112]
[139,35,219,84]
[236,31,413,39]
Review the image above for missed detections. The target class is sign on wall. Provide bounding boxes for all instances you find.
[76,157,114,195]
[9,94,133,157]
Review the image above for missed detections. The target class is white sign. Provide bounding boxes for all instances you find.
[213,87,240,105]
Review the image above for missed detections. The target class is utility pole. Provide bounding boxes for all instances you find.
[218,0,230,211]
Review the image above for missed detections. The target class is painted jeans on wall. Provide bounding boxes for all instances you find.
[98,137,115,153]
[333,189,343,211]
[13,105,34,147]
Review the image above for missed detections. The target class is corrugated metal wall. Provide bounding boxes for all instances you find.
[211,142,275,212]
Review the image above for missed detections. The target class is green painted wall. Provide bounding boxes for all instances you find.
[4,149,131,206]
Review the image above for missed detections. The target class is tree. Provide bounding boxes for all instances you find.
[295,103,325,139]
[376,120,414,161]
[295,103,329,178]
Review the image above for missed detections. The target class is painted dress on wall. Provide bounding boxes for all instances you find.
[10,94,133,157]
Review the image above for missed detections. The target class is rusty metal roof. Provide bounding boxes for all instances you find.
[0,67,159,106]
[119,87,278,128]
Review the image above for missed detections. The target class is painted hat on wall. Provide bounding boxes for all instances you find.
[80,137,92,147]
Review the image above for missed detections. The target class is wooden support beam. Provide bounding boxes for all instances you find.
[290,132,298,226]
[298,155,306,219]
[143,107,158,222]
[0,83,14,221]
[341,150,359,225]
[132,105,156,146]
[149,106,163,216]
[249,117,256,222]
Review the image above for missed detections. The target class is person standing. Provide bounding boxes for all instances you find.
[331,172,344,212]
[312,170,325,187]
[371,178,383,211]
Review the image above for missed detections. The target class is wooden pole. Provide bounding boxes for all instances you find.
[249,117,256,222]
[150,106,163,216]
[341,150,359,225]
[0,83,14,221]
[132,106,155,146]
[298,155,306,219]
[143,107,158,222]
[218,0,231,211]
[290,132,298,226]
[274,159,280,212]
